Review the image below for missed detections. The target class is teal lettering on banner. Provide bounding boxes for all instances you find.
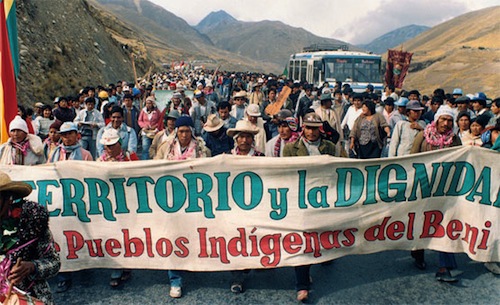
[214,172,231,211]
[433,162,454,197]
[60,178,90,222]
[364,165,380,204]
[268,188,289,220]
[466,167,491,205]
[36,180,60,216]
[446,162,475,196]
[232,172,263,210]
[307,186,329,208]
[409,163,440,200]
[378,164,407,203]
[335,168,363,207]
[127,176,155,213]
[184,173,214,218]
[155,175,186,213]
[298,170,307,209]
[109,178,129,214]
[85,178,116,221]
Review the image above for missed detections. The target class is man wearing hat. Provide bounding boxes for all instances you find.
[389,100,426,157]
[230,90,248,121]
[0,171,60,304]
[265,109,299,157]
[155,116,210,160]
[227,120,264,156]
[165,92,185,116]
[53,96,76,123]
[96,106,138,158]
[0,116,45,165]
[315,92,343,143]
[202,114,234,156]
[74,97,105,159]
[191,91,216,136]
[471,92,492,118]
[455,96,475,120]
[389,97,409,130]
[296,85,313,120]
[248,80,264,106]
[149,110,179,159]
[283,112,340,302]
[33,102,45,120]
[47,122,93,162]
[244,104,266,153]
[410,106,462,281]
[452,88,463,99]
[122,94,141,135]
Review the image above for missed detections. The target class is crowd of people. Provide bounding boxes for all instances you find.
[1,67,499,303]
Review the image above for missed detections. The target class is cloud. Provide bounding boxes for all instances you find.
[342,0,469,44]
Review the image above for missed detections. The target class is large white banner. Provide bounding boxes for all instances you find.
[2,146,499,272]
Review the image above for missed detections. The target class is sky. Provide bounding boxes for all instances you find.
[148,0,498,44]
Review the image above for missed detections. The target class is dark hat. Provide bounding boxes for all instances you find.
[456,111,470,122]
[384,97,395,106]
[455,96,470,104]
[302,113,323,127]
[320,93,333,101]
[408,90,420,97]
[472,114,489,128]
[175,116,194,128]
[352,93,364,100]
[406,100,424,111]
[366,84,374,91]
[472,92,487,101]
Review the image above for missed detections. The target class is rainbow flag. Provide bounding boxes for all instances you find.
[0,0,18,144]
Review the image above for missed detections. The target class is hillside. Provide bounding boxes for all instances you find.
[92,0,281,73]
[196,11,356,67]
[15,0,151,105]
[360,25,430,55]
[401,6,500,97]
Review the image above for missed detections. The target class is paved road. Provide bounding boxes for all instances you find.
[52,250,499,304]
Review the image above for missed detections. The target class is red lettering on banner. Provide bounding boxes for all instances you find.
[209,236,230,263]
[105,239,122,257]
[86,239,104,257]
[320,230,342,249]
[197,227,208,258]
[407,213,415,240]
[420,210,445,238]
[174,237,189,257]
[260,234,282,267]
[54,242,60,252]
[123,229,145,257]
[144,228,155,258]
[64,230,84,259]
[283,233,302,254]
[387,221,405,240]
[249,228,260,256]
[155,238,173,257]
[342,228,357,246]
[228,228,249,257]
[446,220,463,240]
[478,221,491,250]
[364,217,391,241]
[303,232,322,257]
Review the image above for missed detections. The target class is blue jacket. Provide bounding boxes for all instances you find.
[96,123,138,157]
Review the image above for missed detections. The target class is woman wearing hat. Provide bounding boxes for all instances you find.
[0,116,45,165]
[0,171,60,304]
[154,116,210,160]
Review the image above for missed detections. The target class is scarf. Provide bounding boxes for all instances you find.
[166,137,199,160]
[423,121,454,149]
[302,137,321,156]
[232,147,261,156]
[10,139,29,165]
[273,132,299,157]
[50,143,83,162]
[99,150,128,162]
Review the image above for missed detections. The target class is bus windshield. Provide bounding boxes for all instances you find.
[324,58,381,83]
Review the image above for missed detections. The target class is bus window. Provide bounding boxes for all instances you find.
[289,60,293,78]
[354,59,381,83]
[313,61,320,84]
[293,60,300,80]
[300,61,307,82]
[324,58,353,82]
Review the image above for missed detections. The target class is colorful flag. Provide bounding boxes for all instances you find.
[385,49,413,89]
[0,0,18,144]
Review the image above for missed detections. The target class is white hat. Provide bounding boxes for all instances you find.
[203,114,224,132]
[99,128,121,146]
[434,106,455,122]
[233,91,248,99]
[9,115,29,133]
[227,120,260,138]
[246,104,261,117]
[59,122,78,134]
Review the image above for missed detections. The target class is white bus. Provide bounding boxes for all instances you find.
[288,44,383,92]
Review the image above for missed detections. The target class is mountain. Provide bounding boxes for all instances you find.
[92,0,281,72]
[359,25,430,54]
[196,12,356,67]
[195,10,237,33]
[15,0,152,104]
[401,6,500,97]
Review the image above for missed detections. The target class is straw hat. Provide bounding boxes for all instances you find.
[0,171,33,199]
[246,104,261,117]
[203,114,224,132]
[227,120,259,138]
[233,91,248,99]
